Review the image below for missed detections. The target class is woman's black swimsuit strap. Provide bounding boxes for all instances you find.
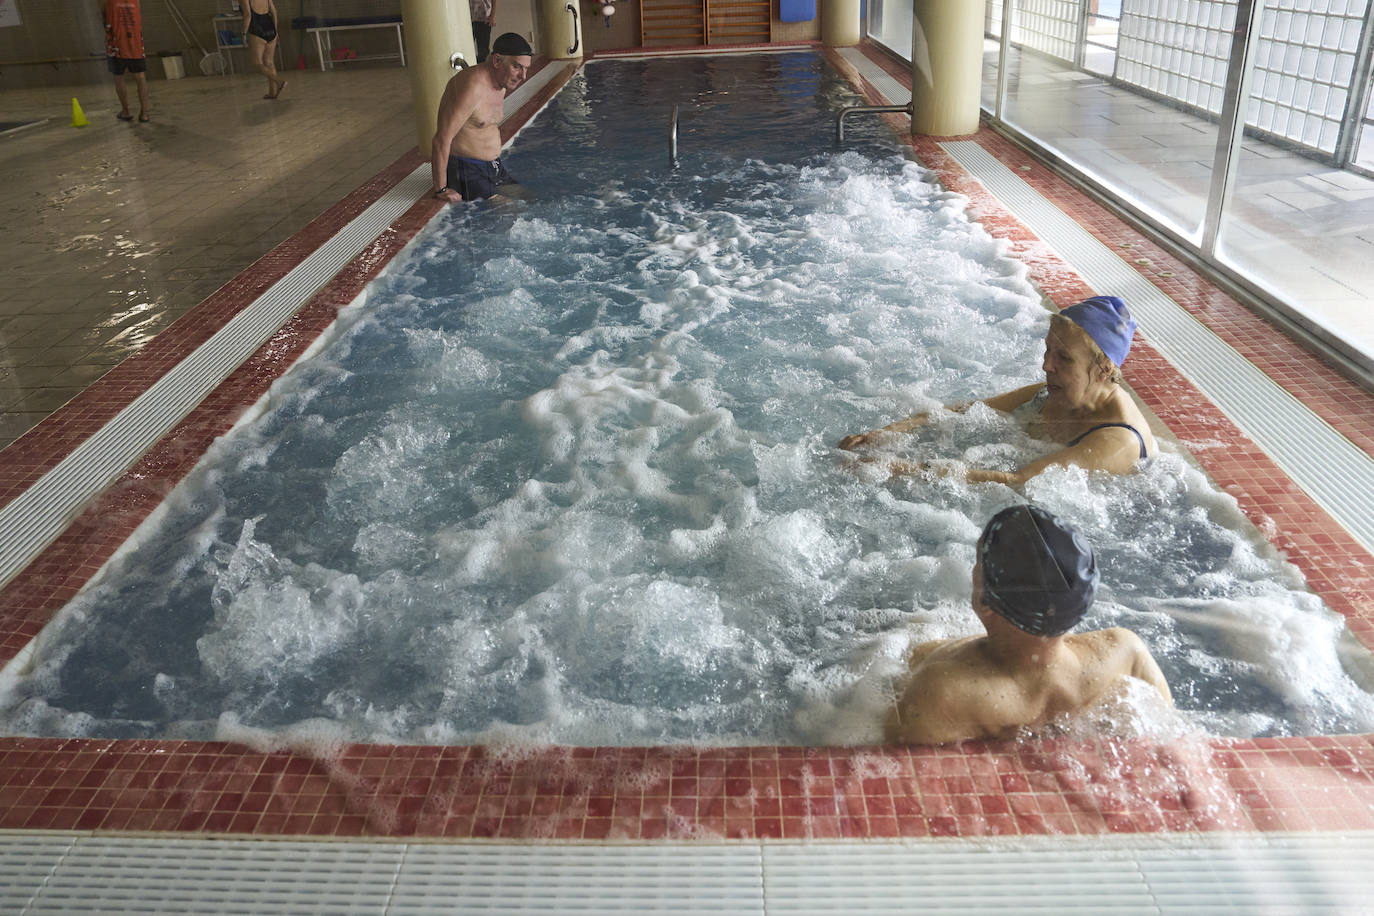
[1067,422,1148,460]
[248,8,277,42]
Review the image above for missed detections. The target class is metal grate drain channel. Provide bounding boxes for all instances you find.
[836,47,909,107]
[3,831,1371,914]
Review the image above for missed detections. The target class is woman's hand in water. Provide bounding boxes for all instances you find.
[839,453,957,481]
[888,458,971,481]
[838,411,936,450]
[837,449,897,481]
[838,430,882,450]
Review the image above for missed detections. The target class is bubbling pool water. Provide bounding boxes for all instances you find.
[2,55,1372,746]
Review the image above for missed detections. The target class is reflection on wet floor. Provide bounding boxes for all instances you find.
[0,67,416,449]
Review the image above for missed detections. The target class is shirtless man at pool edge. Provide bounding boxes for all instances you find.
[886,505,1172,745]
[430,32,532,203]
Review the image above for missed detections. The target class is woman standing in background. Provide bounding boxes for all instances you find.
[243,0,286,99]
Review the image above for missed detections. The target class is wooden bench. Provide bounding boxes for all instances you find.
[298,16,406,71]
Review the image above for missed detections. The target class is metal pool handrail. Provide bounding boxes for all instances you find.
[669,104,679,167]
[836,101,913,143]
[566,2,581,56]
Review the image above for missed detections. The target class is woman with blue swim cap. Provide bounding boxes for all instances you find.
[839,296,1156,486]
[886,505,1172,745]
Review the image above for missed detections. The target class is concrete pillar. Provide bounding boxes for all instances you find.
[910,0,982,136]
[402,0,476,157]
[537,0,583,60]
[821,0,861,47]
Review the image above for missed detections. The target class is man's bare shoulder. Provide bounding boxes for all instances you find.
[905,635,981,672]
[888,654,984,745]
[1066,626,1172,703]
[1066,626,1142,656]
[444,66,484,99]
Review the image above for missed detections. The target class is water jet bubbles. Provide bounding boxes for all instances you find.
[325,420,451,526]
[403,327,501,393]
[352,522,423,572]
[724,510,846,618]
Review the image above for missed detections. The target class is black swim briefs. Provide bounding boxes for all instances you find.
[107,56,147,75]
[444,156,515,200]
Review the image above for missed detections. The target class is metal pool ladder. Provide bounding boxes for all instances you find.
[669,104,679,166]
[836,100,913,142]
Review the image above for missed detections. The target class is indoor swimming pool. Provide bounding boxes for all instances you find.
[2,53,1372,749]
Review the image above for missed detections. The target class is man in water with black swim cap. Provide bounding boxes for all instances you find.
[887,505,1171,745]
[430,32,533,203]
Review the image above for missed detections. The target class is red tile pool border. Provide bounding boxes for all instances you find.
[1,47,1373,842]
[3,736,1373,838]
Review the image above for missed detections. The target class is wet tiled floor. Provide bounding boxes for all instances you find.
[0,66,416,449]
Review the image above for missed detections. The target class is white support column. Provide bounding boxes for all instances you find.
[910,0,982,137]
[538,0,583,60]
[402,0,477,157]
[822,0,861,47]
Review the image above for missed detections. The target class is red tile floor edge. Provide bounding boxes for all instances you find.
[2,47,1374,842]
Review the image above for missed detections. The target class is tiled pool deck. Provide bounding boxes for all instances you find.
[1,43,1373,843]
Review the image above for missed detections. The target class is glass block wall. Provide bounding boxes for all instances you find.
[1114,0,1371,156]
[1249,0,1369,154]
[987,1,1005,40]
[1115,0,1234,115]
[1012,0,1082,63]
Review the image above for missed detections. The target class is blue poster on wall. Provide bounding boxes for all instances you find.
[779,0,815,23]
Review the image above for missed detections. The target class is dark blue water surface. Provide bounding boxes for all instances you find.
[2,54,1370,746]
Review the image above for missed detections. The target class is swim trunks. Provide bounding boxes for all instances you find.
[247,6,277,42]
[444,156,515,200]
[1067,422,1148,461]
[107,56,147,75]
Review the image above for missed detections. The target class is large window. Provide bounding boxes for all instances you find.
[957,0,1374,368]
[866,0,914,62]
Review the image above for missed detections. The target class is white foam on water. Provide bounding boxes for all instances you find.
[1,62,1370,751]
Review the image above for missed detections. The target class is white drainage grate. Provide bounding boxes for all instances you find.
[765,834,1374,913]
[9,835,404,914]
[4,832,1374,914]
[836,47,909,107]
[940,139,1374,554]
[390,844,764,914]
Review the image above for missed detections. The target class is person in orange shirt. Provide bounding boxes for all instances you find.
[104,0,150,122]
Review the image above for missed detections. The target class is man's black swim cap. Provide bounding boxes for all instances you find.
[492,32,533,57]
[977,505,1098,637]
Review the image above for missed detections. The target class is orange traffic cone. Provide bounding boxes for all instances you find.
[296,53,306,69]
[70,97,89,128]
